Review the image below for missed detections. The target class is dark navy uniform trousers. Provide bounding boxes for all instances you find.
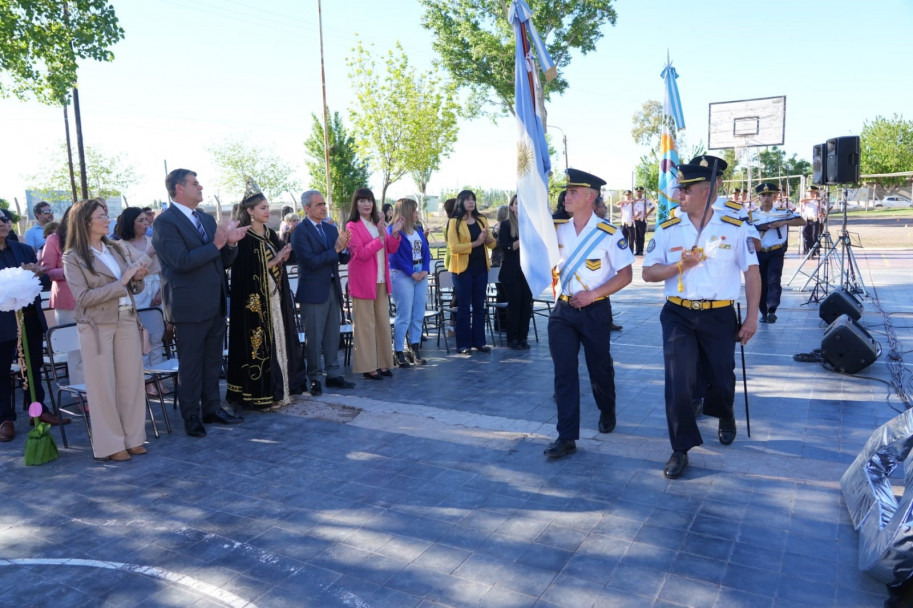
[660,302,737,452]
[757,248,786,316]
[548,298,616,440]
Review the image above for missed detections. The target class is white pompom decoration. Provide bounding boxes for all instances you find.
[0,267,42,312]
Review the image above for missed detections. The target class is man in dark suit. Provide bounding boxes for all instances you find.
[152,169,248,437]
[0,208,68,442]
[291,190,354,396]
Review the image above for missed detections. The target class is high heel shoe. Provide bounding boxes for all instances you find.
[378,368,393,377]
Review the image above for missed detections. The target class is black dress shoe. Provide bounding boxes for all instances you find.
[718,417,737,445]
[766,313,777,324]
[458,348,471,355]
[309,380,323,396]
[664,450,689,479]
[202,409,244,425]
[474,345,491,353]
[378,368,393,377]
[543,438,576,459]
[363,372,382,380]
[598,413,616,434]
[325,377,354,389]
[610,323,623,331]
[185,415,207,437]
[519,340,531,349]
[509,340,524,350]
[759,314,769,324]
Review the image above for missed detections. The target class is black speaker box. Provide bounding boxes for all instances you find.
[827,136,860,184]
[821,314,879,374]
[819,288,863,324]
[812,143,828,185]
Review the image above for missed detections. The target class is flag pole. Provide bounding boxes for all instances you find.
[317,0,333,219]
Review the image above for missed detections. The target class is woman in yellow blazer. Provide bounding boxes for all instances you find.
[63,199,150,461]
[447,190,496,354]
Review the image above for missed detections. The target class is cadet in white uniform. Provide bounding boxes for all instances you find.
[643,155,760,479]
[751,182,805,323]
[544,169,634,460]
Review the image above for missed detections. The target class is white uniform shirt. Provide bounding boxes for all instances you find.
[801,198,821,221]
[752,208,793,249]
[644,211,758,300]
[555,214,634,299]
[619,200,634,225]
[633,199,648,221]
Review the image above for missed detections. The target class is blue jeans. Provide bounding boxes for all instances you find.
[453,265,488,349]
[391,270,428,351]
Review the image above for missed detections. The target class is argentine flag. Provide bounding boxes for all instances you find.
[657,60,685,226]
[509,0,558,296]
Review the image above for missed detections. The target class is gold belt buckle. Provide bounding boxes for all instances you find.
[690,300,702,310]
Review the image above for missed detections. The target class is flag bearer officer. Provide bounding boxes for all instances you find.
[752,182,805,324]
[544,169,634,459]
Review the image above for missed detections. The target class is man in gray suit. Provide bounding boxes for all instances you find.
[153,169,248,437]
[291,190,354,396]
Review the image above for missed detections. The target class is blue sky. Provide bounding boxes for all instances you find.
[1,0,911,209]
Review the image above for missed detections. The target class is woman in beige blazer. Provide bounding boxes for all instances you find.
[63,199,150,461]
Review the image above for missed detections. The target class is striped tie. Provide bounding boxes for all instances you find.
[191,210,208,242]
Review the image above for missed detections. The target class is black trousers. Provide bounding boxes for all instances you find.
[633,220,647,254]
[174,314,227,424]
[0,313,46,423]
[758,248,786,315]
[548,299,616,440]
[660,303,736,452]
[622,224,636,252]
[803,221,822,254]
[502,276,532,344]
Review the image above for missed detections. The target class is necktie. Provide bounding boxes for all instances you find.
[191,210,208,242]
[316,222,328,247]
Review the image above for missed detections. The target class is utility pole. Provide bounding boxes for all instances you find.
[317,0,333,218]
[547,124,568,171]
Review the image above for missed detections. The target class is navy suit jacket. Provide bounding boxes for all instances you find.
[151,204,237,324]
[0,241,48,342]
[291,219,349,306]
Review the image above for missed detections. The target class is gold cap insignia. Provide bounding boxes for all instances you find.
[698,157,709,168]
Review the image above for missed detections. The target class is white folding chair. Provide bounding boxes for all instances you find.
[137,307,174,434]
[45,323,89,448]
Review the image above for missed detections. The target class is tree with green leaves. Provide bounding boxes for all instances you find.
[860,114,913,186]
[26,143,137,201]
[346,39,464,206]
[209,138,301,205]
[757,146,811,196]
[304,110,370,218]
[419,0,617,128]
[0,0,124,104]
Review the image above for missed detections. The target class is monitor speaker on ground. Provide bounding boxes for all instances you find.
[819,288,864,324]
[827,136,860,184]
[812,143,828,185]
[821,314,879,374]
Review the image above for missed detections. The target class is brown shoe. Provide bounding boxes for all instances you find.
[107,450,131,461]
[127,445,148,455]
[31,411,72,426]
[0,421,14,442]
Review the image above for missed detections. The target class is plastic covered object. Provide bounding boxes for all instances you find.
[841,408,913,585]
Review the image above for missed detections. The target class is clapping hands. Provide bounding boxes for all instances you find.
[335,229,351,253]
[214,220,249,249]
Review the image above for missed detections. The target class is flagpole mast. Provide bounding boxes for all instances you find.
[317,0,333,217]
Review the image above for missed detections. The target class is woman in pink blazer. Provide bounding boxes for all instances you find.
[345,188,403,380]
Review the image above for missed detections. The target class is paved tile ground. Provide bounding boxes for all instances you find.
[2,243,911,607]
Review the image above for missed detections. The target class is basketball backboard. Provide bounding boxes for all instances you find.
[708,96,786,149]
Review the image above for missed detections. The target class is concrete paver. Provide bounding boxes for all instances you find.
[1,245,910,607]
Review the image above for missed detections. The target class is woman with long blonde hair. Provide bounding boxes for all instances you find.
[387,198,431,366]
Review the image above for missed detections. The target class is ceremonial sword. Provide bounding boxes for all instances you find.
[736,302,751,438]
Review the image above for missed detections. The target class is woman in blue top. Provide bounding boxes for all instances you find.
[387,198,431,367]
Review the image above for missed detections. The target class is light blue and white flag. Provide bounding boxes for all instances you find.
[657,58,685,226]
[508,0,558,296]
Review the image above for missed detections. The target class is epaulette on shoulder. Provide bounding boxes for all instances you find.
[553,218,570,225]
[596,221,617,235]
[660,217,681,229]
[721,215,743,227]
[724,200,742,211]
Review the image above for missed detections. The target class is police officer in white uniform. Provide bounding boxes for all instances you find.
[545,169,634,459]
[618,190,635,253]
[632,187,652,255]
[800,186,823,255]
[751,183,805,323]
[643,155,760,479]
